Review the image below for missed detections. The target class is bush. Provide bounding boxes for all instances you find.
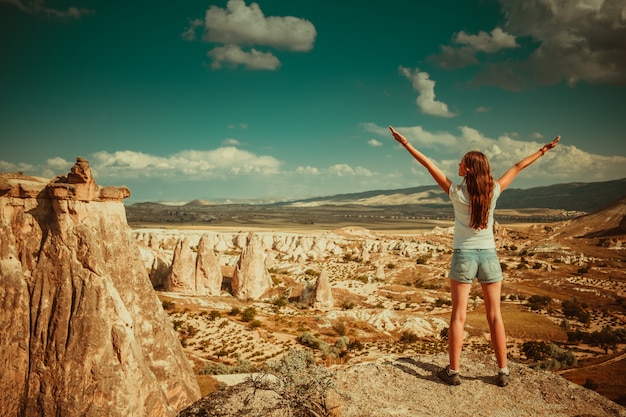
[297,332,340,358]
[259,349,343,417]
[522,341,577,370]
[348,339,364,351]
[199,355,252,375]
[527,295,552,311]
[399,330,419,343]
[248,319,262,330]
[583,379,598,391]
[271,297,288,308]
[562,299,591,324]
[332,320,348,336]
[240,306,257,322]
[435,298,452,307]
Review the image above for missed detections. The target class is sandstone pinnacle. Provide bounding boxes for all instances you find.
[0,161,200,417]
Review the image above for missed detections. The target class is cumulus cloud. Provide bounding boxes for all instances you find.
[432,0,626,89]
[223,138,241,146]
[183,0,316,70]
[432,27,518,69]
[0,0,93,19]
[399,66,456,118]
[368,139,383,147]
[296,166,320,175]
[85,147,281,180]
[363,122,457,148]
[363,122,626,186]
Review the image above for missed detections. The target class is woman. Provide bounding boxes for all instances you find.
[389,126,560,387]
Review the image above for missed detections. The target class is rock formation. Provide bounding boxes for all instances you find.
[313,268,334,310]
[195,234,222,295]
[0,159,200,417]
[165,237,196,294]
[231,233,272,300]
[298,267,334,310]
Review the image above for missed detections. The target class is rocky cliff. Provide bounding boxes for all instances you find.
[0,159,200,417]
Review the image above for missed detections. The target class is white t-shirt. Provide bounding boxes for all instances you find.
[449,181,501,249]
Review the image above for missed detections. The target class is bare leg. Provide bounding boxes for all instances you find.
[481,281,507,369]
[448,280,472,371]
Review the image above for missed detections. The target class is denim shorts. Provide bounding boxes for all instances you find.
[450,248,503,284]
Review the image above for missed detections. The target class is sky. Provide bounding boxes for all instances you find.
[1,0,625,203]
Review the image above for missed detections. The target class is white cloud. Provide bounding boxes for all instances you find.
[368,139,383,147]
[363,123,457,148]
[1,0,93,19]
[202,0,316,51]
[475,106,490,113]
[399,66,457,118]
[296,166,320,175]
[87,147,281,180]
[223,138,241,146]
[327,164,372,177]
[456,27,518,53]
[433,0,626,89]
[364,122,626,186]
[183,0,316,70]
[208,44,280,70]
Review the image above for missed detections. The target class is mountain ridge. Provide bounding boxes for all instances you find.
[130,178,626,213]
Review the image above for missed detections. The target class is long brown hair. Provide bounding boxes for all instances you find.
[462,151,494,230]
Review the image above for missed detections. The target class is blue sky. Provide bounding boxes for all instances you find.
[1,0,625,203]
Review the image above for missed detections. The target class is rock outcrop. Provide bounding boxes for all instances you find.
[0,160,200,417]
[231,233,272,300]
[195,234,222,295]
[313,268,334,310]
[178,352,626,417]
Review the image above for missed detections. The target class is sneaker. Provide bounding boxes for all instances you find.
[496,371,510,387]
[437,365,461,386]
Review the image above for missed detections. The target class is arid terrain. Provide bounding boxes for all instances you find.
[130,198,626,410]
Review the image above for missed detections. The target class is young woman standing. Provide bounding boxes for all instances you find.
[389,126,560,386]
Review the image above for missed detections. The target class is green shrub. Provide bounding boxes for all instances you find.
[199,355,252,375]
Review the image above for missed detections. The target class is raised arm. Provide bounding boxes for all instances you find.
[389,126,452,194]
[497,136,560,192]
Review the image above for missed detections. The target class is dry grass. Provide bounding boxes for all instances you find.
[560,353,626,407]
[465,303,567,342]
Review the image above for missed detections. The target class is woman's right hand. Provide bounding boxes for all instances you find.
[389,126,408,146]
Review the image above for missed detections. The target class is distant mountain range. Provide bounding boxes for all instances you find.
[278,178,626,213]
[135,178,626,214]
